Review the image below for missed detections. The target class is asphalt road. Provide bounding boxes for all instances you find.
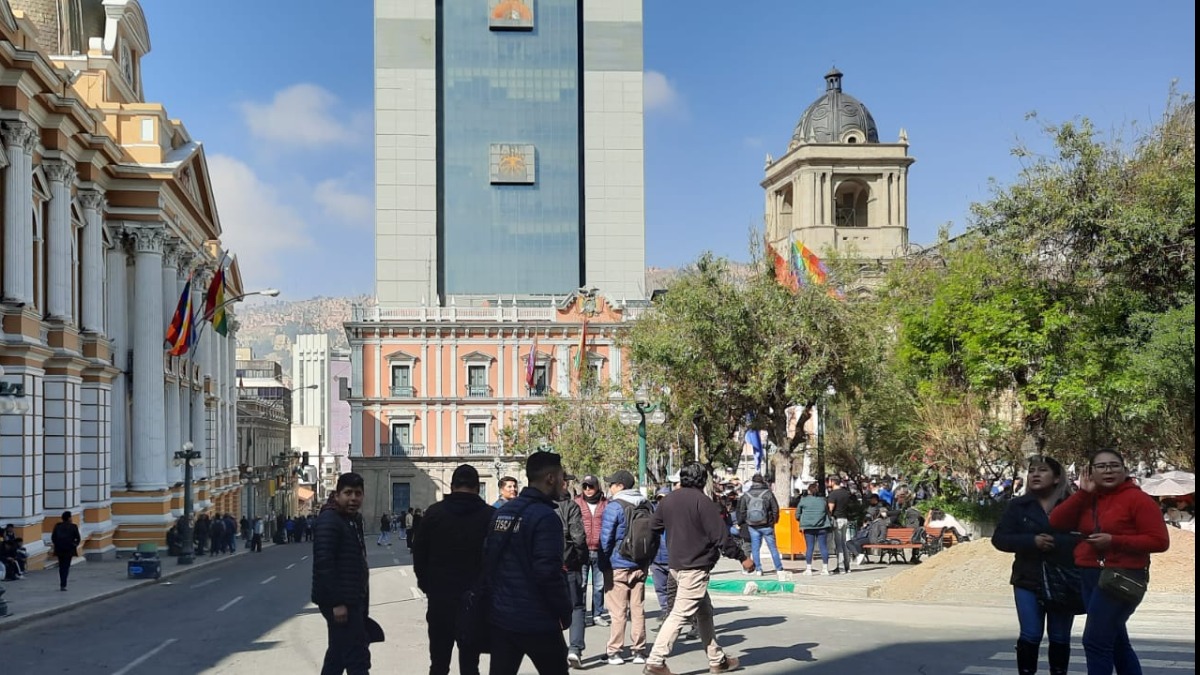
[1,541,1193,674]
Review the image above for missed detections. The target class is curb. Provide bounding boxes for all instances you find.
[0,549,255,633]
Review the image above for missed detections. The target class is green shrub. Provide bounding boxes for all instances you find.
[918,494,1005,525]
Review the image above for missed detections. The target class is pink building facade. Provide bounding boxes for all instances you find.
[344,294,643,518]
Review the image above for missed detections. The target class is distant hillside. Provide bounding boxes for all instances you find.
[235,296,366,376]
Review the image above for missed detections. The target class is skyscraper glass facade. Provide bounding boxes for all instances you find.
[439,0,582,296]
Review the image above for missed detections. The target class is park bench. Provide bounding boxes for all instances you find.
[862,527,946,564]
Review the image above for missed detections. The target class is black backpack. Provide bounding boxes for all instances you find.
[744,490,770,527]
[618,501,658,567]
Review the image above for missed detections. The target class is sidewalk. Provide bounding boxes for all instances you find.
[0,541,274,632]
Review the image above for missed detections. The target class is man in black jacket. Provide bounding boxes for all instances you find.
[485,451,572,675]
[312,473,372,675]
[643,463,752,675]
[413,464,495,675]
[555,474,588,668]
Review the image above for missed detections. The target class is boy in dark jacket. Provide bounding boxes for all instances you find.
[485,452,572,675]
[414,464,495,675]
[312,473,372,675]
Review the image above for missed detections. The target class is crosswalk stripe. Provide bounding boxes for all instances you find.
[989,653,1194,668]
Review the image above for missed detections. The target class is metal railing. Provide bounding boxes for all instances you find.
[380,443,426,457]
[389,385,414,397]
[466,384,493,398]
[457,442,502,456]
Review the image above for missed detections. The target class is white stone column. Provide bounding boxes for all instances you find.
[44,160,77,321]
[79,190,106,333]
[190,267,209,482]
[128,226,167,491]
[2,122,35,305]
[226,322,239,476]
[161,238,182,484]
[106,230,130,488]
[213,330,225,478]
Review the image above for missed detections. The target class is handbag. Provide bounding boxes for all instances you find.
[457,503,532,654]
[1092,499,1148,605]
[1039,560,1085,614]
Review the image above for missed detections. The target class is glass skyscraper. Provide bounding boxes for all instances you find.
[375,0,646,306]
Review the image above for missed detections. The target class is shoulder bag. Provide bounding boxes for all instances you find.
[457,502,531,654]
[1093,498,1148,605]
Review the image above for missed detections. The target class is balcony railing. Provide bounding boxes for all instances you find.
[390,385,414,397]
[529,385,548,397]
[457,442,502,456]
[380,443,426,457]
[466,385,492,398]
[352,305,557,323]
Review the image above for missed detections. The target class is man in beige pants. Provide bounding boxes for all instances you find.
[599,470,650,665]
[642,463,752,675]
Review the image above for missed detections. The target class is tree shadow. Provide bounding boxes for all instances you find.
[717,615,787,633]
[740,641,819,666]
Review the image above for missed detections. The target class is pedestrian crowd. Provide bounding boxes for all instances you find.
[311,454,754,675]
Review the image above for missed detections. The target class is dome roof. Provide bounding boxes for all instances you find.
[791,68,879,145]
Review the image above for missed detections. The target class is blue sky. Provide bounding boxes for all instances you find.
[139,1,1195,300]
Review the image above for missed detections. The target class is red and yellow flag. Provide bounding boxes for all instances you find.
[165,278,196,356]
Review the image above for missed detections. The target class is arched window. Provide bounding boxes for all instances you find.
[834,180,870,228]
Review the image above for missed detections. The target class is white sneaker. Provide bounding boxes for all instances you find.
[753,570,763,576]
[821,568,832,576]
[632,653,647,664]
[606,654,625,665]
[802,568,813,576]
[568,652,582,669]
[854,553,866,566]
[595,614,611,626]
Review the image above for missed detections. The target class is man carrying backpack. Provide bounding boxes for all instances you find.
[735,473,784,580]
[600,470,655,666]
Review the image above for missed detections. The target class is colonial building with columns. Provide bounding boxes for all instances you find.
[0,0,244,567]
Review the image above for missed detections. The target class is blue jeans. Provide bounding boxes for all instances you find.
[650,561,670,611]
[749,526,783,572]
[586,551,608,620]
[1081,567,1144,675]
[1013,586,1074,644]
[803,530,829,566]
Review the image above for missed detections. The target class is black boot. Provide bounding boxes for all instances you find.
[1047,641,1070,675]
[1016,640,1040,675]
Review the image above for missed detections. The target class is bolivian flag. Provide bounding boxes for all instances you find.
[205,267,228,336]
[165,278,196,356]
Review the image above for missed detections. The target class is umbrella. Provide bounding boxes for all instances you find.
[1141,475,1196,497]
[1152,470,1195,482]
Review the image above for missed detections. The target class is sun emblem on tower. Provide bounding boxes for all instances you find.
[498,147,526,177]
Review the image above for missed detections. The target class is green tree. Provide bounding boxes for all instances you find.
[879,95,1195,470]
[627,253,872,504]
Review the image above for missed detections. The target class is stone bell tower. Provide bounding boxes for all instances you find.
[763,68,915,263]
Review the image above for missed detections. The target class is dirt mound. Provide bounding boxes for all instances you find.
[877,528,1194,602]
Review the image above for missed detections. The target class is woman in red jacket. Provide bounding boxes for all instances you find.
[1049,449,1170,675]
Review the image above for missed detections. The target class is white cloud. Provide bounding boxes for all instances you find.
[208,154,314,288]
[313,178,373,228]
[644,70,683,114]
[238,83,359,147]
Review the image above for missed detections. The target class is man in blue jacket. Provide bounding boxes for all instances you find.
[485,451,572,675]
[600,469,649,665]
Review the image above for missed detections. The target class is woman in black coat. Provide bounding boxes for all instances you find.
[992,456,1079,675]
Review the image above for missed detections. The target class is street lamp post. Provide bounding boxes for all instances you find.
[619,387,666,492]
[174,442,204,564]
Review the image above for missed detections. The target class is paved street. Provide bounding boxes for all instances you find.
[1,542,1193,674]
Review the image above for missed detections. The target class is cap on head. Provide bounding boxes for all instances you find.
[655,486,671,499]
[667,471,681,483]
[450,464,480,489]
[581,475,600,488]
[605,469,636,489]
